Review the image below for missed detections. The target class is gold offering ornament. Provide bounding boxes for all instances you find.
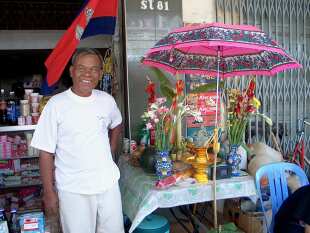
[185,147,214,183]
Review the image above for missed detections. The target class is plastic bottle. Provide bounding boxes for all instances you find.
[0,207,8,222]
[0,210,9,233]
[7,92,17,125]
[9,209,19,233]
[0,89,8,125]
[0,211,4,222]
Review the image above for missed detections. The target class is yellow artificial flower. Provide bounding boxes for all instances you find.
[251,97,261,109]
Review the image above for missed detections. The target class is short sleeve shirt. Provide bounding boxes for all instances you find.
[31,89,122,194]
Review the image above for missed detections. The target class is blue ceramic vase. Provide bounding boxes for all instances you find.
[155,150,173,180]
[227,144,242,176]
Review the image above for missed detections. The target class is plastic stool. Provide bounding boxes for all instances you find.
[133,214,170,233]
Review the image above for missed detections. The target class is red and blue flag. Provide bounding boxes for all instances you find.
[44,0,118,87]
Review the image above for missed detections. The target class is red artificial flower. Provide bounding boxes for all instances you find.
[172,98,177,110]
[237,95,243,102]
[246,105,256,113]
[246,79,256,98]
[234,104,241,114]
[247,91,254,98]
[176,80,185,96]
[145,80,156,104]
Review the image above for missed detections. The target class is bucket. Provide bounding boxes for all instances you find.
[133,214,170,233]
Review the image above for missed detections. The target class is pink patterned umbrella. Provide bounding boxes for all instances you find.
[142,22,302,77]
[142,22,302,230]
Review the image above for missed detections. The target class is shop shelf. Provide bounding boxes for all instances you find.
[20,167,40,171]
[0,125,36,132]
[17,207,43,214]
[0,124,42,213]
[0,183,42,190]
[0,155,39,160]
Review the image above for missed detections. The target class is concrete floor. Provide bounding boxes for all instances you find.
[154,207,209,233]
[128,203,239,233]
[170,221,194,233]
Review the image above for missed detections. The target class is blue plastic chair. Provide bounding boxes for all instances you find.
[255,162,309,233]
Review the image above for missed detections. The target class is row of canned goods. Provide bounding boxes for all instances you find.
[0,89,42,126]
[17,114,39,126]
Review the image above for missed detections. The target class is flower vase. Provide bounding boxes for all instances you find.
[238,145,248,170]
[227,144,242,176]
[155,151,173,180]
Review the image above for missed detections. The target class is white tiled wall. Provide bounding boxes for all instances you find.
[182,0,216,24]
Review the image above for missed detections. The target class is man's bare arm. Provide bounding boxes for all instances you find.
[39,150,58,215]
[109,124,122,157]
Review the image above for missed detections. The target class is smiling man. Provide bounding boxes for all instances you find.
[31,48,124,233]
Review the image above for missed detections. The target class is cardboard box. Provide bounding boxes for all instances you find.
[223,199,267,233]
[223,198,241,223]
[238,211,266,233]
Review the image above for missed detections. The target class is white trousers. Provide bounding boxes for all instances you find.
[58,183,125,233]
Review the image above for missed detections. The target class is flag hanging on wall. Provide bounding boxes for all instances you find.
[45,0,118,86]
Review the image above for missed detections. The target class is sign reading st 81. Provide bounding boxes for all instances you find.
[140,0,169,11]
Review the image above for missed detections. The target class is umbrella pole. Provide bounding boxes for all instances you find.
[213,48,221,231]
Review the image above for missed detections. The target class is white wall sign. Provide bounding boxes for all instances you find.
[140,0,169,11]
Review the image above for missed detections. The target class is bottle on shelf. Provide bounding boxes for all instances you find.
[0,211,5,221]
[7,91,18,126]
[0,208,9,233]
[0,89,8,126]
[0,207,8,222]
[9,209,20,233]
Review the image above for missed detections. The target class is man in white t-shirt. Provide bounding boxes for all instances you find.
[31,48,124,233]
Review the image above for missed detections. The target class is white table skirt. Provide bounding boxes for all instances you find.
[118,155,257,233]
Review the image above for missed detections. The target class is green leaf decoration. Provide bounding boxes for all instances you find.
[191,81,224,93]
[150,67,173,88]
[208,222,241,232]
[160,84,176,102]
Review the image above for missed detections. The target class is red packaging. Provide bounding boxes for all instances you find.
[155,175,179,189]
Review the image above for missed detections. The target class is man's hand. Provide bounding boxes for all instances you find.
[43,190,59,216]
[39,150,58,216]
[305,224,310,233]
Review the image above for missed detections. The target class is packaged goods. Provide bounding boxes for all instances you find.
[38,96,51,113]
[30,93,39,103]
[19,212,44,233]
[9,209,19,233]
[25,116,32,125]
[20,100,30,117]
[0,221,9,233]
[31,113,39,124]
[18,116,25,126]
[31,103,39,113]
[24,89,33,102]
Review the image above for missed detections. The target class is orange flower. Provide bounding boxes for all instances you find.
[145,79,156,104]
[227,79,259,145]
[247,79,256,98]
[176,80,185,95]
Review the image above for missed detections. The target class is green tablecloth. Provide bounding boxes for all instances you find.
[119,155,257,233]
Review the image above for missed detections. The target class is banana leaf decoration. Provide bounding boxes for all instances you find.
[149,67,225,154]
[150,67,175,103]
